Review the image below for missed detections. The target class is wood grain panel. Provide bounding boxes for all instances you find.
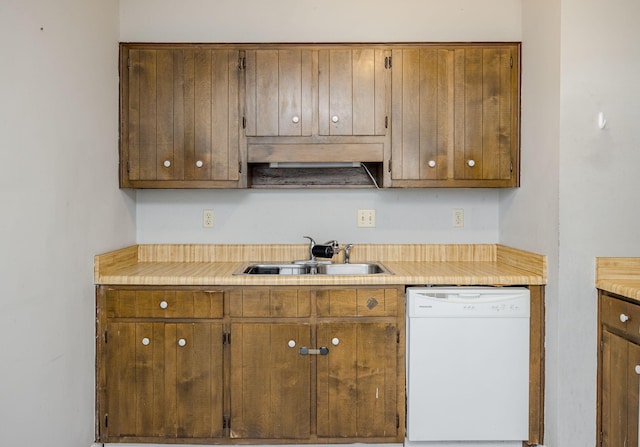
[230,323,311,438]
[138,49,157,180]
[194,50,212,180]
[327,49,353,136]
[127,49,141,180]
[317,322,397,437]
[255,50,279,136]
[601,331,628,447]
[156,50,174,181]
[211,50,230,180]
[352,48,375,136]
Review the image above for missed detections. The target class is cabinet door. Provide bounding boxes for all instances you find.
[230,323,311,439]
[245,49,314,137]
[601,330,640,447]
[103,322,224,439]
[318,48,389,136]
[453,46,518,182]
[316,322,398,438]
[391,47,452,181]
[123,47,241,185]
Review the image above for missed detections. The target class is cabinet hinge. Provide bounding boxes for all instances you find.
[127,57,131,70]
[238,161,242,174]
[510,161,513,172]
[105,414,108,428]
[396,414,400,429]
[385,116,388,129]
[238,56,246,71]
[397,330,400,344]
[385,56,392,69]
[242,116,246,129]
[223,415,230,429]
[104,330,108,344]
[510,56,513,68]
[388,159,392,173]
[126,161,131,174]
[223,332,231,345]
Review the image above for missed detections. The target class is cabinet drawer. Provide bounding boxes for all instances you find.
[229,288,311,317]
[601,293,640,339]
[316,288,398,317]
[105,289,224,319]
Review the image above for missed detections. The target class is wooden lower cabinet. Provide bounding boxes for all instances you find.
[103,322,224,439]
[97,285,405,444]
[598,291,640,447]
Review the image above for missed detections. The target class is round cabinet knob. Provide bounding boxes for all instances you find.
[428,160,436,168]
[178,338,187,347]
[332,338,340,346]
[163,160,171,168]
[141,337,150,346]
[331,115,339,123]
[159,300,168,309]
[292,116,300,124]
[288,340,296,348]
[620,313,630,323]
[635,365,640,375]
[195,160,204,168]
[467,159,476,167]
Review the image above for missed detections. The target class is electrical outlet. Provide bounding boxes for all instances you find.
[452,208,464,228]
[203,209,214,228]
[357,209,376,228]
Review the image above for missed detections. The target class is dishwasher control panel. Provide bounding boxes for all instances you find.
[407,287,530,318]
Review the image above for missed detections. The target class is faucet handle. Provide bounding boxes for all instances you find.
[303,236,316,261]
[303,236,316,247]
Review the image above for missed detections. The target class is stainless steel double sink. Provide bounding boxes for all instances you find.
[234,262,392,276]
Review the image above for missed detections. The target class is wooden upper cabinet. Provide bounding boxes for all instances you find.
[318,48,389,136]
[391,47,453,182]
[390,43,520,187]
[120,45,242,188]
[244,49,314,137]
[453,46,519,183]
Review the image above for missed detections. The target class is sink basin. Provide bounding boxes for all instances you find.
[316,263,389,275]
[235,262,392,276]
[241,264,310,275]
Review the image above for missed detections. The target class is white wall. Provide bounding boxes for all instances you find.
[0,1,135,445]
[556,0,640,445]
[124,0,521,245]
[501,0,561,444]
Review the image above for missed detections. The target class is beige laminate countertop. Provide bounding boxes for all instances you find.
[95,244,547,286]
[597,257,640,301]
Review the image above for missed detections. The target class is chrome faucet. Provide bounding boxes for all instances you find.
[303,236,316,261]
[343,244,354,264]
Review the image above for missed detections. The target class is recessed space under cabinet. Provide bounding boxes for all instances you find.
[119,42,520,189]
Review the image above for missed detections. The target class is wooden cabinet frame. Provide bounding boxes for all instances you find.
[118,42,520,189]
[97,283,542,444]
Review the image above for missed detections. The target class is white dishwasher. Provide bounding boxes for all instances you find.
[406,287,530,447]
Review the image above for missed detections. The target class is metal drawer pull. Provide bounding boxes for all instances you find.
[299,346,329,355]
[620,313,630,323]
